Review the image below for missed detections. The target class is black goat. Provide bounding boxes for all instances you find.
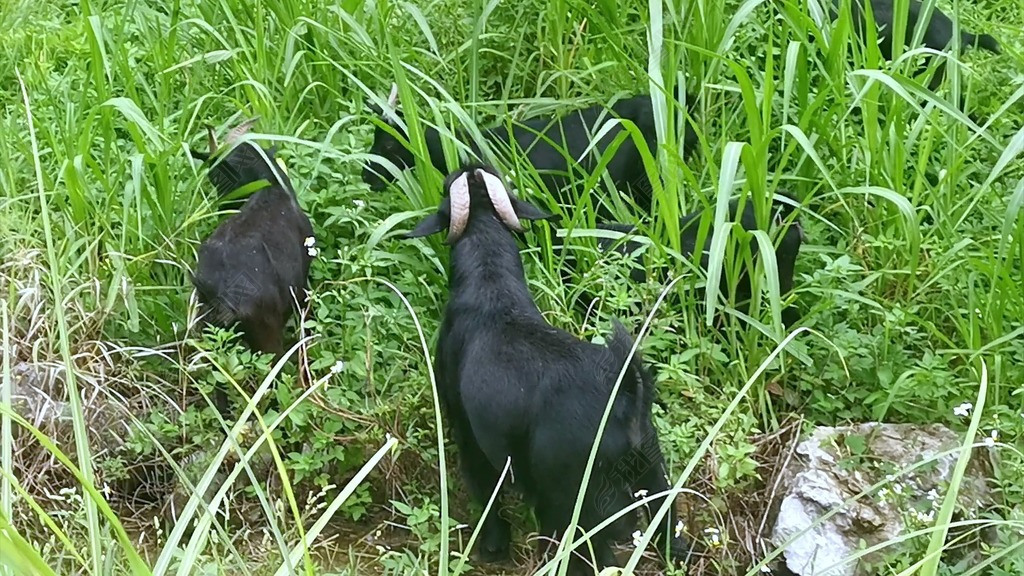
[831,0,1000,90]
[404,164,689,574]
[364,84,699,218]
[559,195,805,327]
[190,119,315,412]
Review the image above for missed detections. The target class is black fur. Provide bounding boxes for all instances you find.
[559,195,805,327]
[190,133,314,413]
[405,163,690,574]
[832,0,1001,91]
[365,90,700,218]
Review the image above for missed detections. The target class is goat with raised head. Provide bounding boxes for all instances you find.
[831,0,1000,90]
[559,195,805,327]
[365,84,699,217]
[189,119,315,412]
[404,163,689,574]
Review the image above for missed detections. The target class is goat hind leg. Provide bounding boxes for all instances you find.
[454,434,511,562]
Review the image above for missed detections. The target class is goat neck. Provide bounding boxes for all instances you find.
[447,212,540,316]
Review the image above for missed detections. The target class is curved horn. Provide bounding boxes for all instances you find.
[225,116,260,146]
[446,172,471,244]
[204,124,218,155]
[387,83,399,109]
[478,169,523,232]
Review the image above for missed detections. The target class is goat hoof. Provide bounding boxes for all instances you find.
[662,537,691,571]
[473,542,510,563]
[474,528,511,563]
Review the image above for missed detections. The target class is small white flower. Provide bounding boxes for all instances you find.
[984,429,998,447]
[913,509,935,523]
[674,519,684,539]
[632,530,643,548]
[353,199,366,208]
[330,360,345,374]
[885,474,896,482]
[893,483,904,495]
[878,487,890,499]
[633,489,648,499]
[926,489,939,501]
[307,246,318,257]
[953,402,972,417]
[703,527,721,547]
[303,236,316,247]
[761,566,772,573]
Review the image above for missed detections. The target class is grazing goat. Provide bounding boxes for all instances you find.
[190,119,315,412]
[404,164,689,574]
[559,195,805,327]
[364,84,699,217]
[831,0,1000,90]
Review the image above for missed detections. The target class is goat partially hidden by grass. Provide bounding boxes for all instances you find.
[364,83,699,218]
[189,118,314,413]
[832,0,1000,91]
[404,163,690,575]
[559,195,806,327]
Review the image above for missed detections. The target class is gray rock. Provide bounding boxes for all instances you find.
[769,423,991,576]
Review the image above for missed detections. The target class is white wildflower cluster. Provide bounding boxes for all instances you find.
[353,199,366,208]
[704,527,722,549]
[304,236,318,257]
[632,530,644,548]
[984,429,999,447]
[674,519,685,539]
[373,528,390,554]
[910,508,936,524]
[330,360,345,374]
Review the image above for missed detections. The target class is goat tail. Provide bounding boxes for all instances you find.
[976,33,1001,54]
[606,319,656,411]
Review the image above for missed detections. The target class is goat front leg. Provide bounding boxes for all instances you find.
[534,491,617,576]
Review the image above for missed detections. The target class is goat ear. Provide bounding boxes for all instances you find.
[511,197,560,223]
[404,208,449,239]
